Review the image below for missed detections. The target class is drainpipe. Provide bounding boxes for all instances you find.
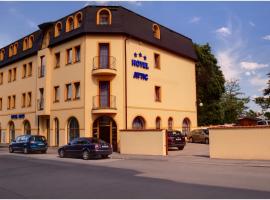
[124,37,128,130]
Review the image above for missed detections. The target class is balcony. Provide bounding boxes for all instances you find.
[92,56,117,76]
[37,98,44,111]
[92,95,117,114]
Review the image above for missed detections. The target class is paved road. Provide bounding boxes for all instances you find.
[1,144,270,198]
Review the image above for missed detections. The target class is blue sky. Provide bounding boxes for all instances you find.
[0,1,269,111]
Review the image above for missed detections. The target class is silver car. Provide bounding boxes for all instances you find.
[188,128,209,144]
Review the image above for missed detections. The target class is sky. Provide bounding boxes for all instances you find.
[0,1,269,111]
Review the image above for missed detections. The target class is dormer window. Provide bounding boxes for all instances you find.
[75,12,82,28]
[66,16,74,32]
[29,35,34,48]
[152,24,160,39]
[97,8,112,25]
[9,45,14,57]
[55,22,62,37]
[23,37,28,51]
[0,49,4,61]
[13,43,18,55]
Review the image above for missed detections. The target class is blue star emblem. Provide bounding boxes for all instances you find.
[134,53,137,57]
[143,56,147,61]
[139,52,142,57]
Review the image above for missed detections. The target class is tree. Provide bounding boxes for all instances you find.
[244,109,258,118]
[255,73,270,116]
[263,73,270,96]
[194,43,225,126]
[220,79,250,123]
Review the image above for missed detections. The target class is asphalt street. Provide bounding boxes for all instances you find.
[0,144,270,198]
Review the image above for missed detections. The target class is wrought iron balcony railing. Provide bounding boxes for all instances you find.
[92,95,116,110]
[92,56,116,71]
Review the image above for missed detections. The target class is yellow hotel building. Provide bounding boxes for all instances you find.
[0,6,197,151]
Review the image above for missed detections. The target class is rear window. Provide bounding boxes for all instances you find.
[90,138,107,144]
[203,129,209,135]
[168,131,182,137]
[31,136,46,142]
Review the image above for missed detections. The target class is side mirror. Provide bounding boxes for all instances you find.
[68,142,71,145]
[12,139,16,143]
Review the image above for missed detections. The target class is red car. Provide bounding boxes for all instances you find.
[167,130,186,150]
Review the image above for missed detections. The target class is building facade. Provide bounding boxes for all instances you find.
[0,6,197,151]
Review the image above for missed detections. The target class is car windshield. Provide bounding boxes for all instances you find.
[31,136,46,142]
[203,129,209,135]
[90,138,107,144]
[168,131,182,137]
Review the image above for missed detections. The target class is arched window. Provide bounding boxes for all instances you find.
[13,43,18,55]
[54,118,60,146]
[68,117,79,142]
[168,117,173,130]
[156,117,161,129]
[75,12,83,28]
[97,8,112,25]
[8,121,15,142]
[29,35,34,48]
[66,16,74,32]
[23,120,31,135]
[23,38,28,50]
[0,49,5,61]
[55,22,62,37]
[8,45,13,57]
[152,24,161,39]
[132,116,145,130]
[182,118,191,136]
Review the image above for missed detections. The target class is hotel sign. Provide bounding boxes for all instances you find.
[11,114,25,120]
[131,52,149,81]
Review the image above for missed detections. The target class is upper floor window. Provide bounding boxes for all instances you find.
[74,82,80,100]
[66,16,74,32]
[74,46,81,63]
[0,72,3,85]
[22,93,26,108]
[97,8,112,25]
[28,62,32,77]
[23,38,28,51]
[154,53,160,69]
[75,12,83,28]
[0,97,2,111]
[54,86,60,103]
[66,48,73,65]
[12,68,17,81]
[13,43,18,55]
[0,49,5,61]
[22,64,27,78]
[152,24,161,39]
[155,86,161,102]
[8,69,12,82]
[39,56,45,78]
[65,83,72,101]
[27,92,32,107]
[29,35,34,48]
[9,45,14,57]
[55,52,60,68]
[55,22,62,37]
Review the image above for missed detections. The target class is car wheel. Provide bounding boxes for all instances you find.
[59,149,65,158]
[178,147,184,150]
[205,138,209,144]
[82,150,90,160]
[189,137,193,143]
[23,147,28,154]
[41,150,47,154]
[102,155,109,159]
[9,147,14,153]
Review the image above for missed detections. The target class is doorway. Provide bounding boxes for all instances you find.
[93,116,117,151]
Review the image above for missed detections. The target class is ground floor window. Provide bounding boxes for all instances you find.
[9,121,15,142]
[168,117,173,130]
[132,116,145,130]
[68,117,79,142]
[23,120,31,135]
[156,117,161,129]
[182,118,191,136]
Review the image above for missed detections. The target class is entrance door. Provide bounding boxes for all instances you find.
[99,81,110,108]
[93,116,117,151]
[99,43,109,69]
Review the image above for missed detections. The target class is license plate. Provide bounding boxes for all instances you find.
[176,138,181,141]
[38,143,44,146]
[102,145,109,148]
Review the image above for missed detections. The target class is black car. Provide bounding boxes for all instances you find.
[167,130,186,150]
[9,135,48,154]
[58,137,113,160]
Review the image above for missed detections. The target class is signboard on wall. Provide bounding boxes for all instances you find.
[11,114,25,120]
[131,52,149,81]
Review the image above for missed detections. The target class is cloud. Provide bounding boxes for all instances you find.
[250,75,268,87]
[240,61,268,70]
[249,21,255,27]
[189,16,201,24]
[245,71,251,76]
[262,35,270,41]
[215,27,231,37]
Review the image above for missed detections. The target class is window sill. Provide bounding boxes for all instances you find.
[65,99,72,102]
[73,97,80,101]
[54,65,60,69]
[53,100,60,103]
[66,63,72,66]
[73,60,81,64]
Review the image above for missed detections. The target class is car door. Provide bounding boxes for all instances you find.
[12,136,21,151]
[73,139,86,156]
[65,139,79,156]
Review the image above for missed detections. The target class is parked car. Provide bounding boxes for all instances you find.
[58,137,113,160]
[167,130,186,150]
[257,120,270,126]
[9,135,48,154]
[188,128,209,144]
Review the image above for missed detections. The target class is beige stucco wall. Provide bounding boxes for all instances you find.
[210,127,270,160]
[120,130,167,156]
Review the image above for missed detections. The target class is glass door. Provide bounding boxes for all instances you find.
[99,43,109,69]
[99,81,110,108]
